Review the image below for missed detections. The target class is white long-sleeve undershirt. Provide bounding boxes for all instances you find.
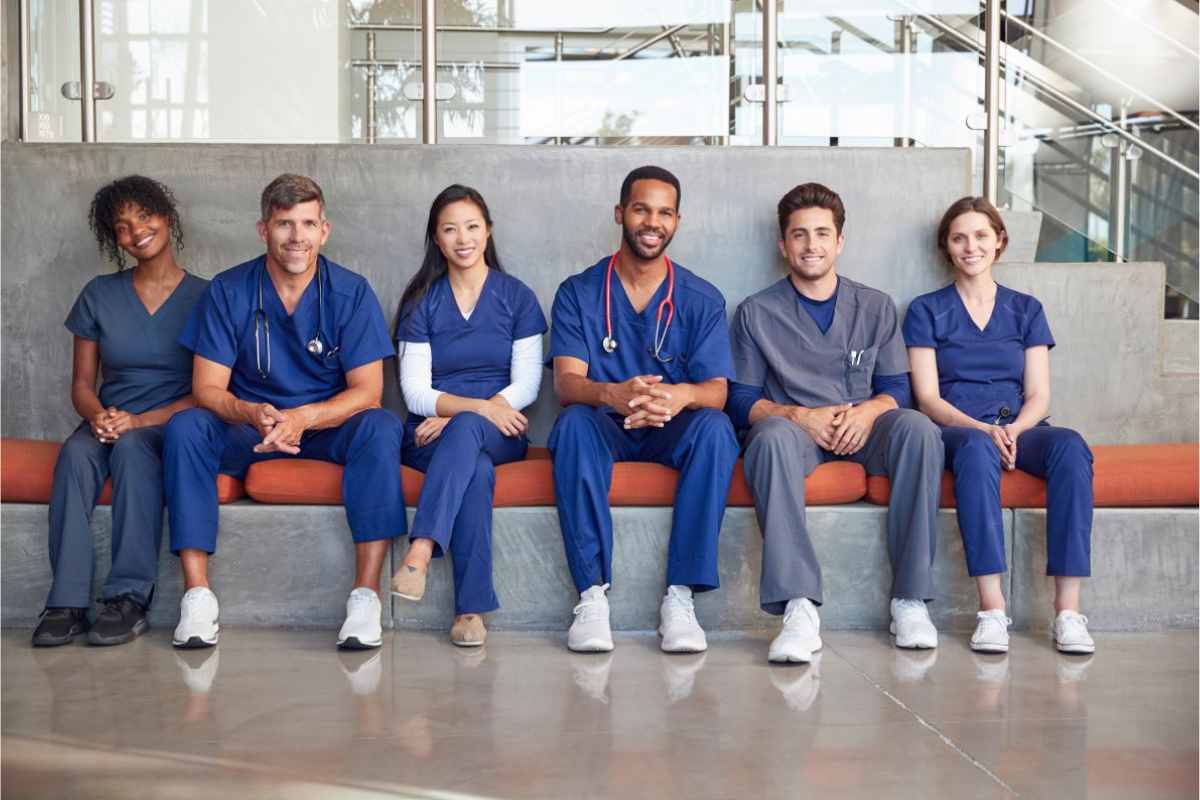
[399,334,544,417]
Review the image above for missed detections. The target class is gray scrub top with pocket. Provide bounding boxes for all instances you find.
[731,275,908,409]
[65,270,209,414]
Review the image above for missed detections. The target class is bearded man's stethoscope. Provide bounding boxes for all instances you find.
[254,261,339,379]
[600,251,676,364]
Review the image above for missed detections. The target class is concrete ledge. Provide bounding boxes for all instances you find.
[3,503,1003,633]
[0,502,391,629]
[1011,508,1200,632]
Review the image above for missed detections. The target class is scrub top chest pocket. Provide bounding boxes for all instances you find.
[845,345,878,400]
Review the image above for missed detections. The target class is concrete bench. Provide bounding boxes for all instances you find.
[2,437,1196,634]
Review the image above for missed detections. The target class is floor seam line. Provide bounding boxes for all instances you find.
[829,644,1021,797]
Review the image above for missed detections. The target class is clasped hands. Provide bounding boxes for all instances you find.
[250,403,311,454]
[609,375,692,430]
[984,423,1019,470]
[789,402,881,456]
[89,407,141,444]
[413,399,528,448]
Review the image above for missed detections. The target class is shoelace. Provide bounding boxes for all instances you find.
[98,595,141,620]
[974,613,1011,640]
[662,594,697,624]
[893,598,928,622]
[573,597,607,623]
[347,591,376,614]
[1058,613,1090,636]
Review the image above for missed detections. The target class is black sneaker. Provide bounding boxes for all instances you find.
[87,595,148,646]
[32,608,89,647]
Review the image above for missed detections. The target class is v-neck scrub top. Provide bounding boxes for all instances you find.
[549,255,734,389]
[397,270,547,423]
[732,276,909,412]
[179,255,393,409]
[65,270,209,414]
[902,284,1055,422]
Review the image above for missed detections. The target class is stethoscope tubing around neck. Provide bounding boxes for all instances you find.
[602,251,676,361]
[254,257,329,379]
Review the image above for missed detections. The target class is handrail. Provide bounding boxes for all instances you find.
[1095,0,1200,61]
[914,12,1200,182]
[1002,12,1199,134]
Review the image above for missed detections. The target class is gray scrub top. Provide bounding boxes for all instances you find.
[65,270,209,414]
[731,275,908,408]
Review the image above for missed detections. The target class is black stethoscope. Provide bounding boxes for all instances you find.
[601,251,676,363]
[254,259,338,379]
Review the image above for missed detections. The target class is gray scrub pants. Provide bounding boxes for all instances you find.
[743,408,943,615]
[45,422,166,609]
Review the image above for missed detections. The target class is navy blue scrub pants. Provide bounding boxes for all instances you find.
[402,412,526,616]
[943,423,1092,577]
[163,407,406,553]
[547,405,739,594]
[46,422,166,609]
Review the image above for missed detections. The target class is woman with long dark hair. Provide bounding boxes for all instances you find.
[904,196,1094,656]
[34,175,208,647]
[391,184,546,646]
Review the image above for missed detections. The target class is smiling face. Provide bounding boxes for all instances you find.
[113,202,171,264]
[945,210,1006,279]
[434,199,490,272]
[615,178,679,262]
[779,206,844,284]
[256,199,330,277]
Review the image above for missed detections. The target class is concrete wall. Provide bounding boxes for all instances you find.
[2,143,1195,446]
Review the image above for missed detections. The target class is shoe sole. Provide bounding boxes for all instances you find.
[88,618,148,646]
[32,629,87,647]
[173,632,219,649]
[569,640,614,653]
[390,590,425,602]
[451,637,485,648]
[337,636,382,650]
[890,622,937,649]
[769,652,812,663]
[1056,642,1095,654]
[970,642,1009,653]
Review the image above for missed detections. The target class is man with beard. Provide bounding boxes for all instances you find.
[728,182,943,663]
[547,165,739,654]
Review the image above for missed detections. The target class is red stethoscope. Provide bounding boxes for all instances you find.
[602,251,676,363]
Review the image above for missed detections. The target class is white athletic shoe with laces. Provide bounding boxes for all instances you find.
[659,585,707,653]
[173,587,219,649]
[569,584,614,652]
[337,587,383,650]
[889,598,938,649]
[970,609,1012,653]
[1053,610,1095,654]
[768,597,823,663]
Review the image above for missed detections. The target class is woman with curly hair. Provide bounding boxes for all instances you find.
[33,175,208,647]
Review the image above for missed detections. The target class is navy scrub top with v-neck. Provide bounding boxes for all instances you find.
[179,255,393,410]
[65,269,209,414]
[397,269,547,424]
[902,283,1055,422]
[549,255,734,390]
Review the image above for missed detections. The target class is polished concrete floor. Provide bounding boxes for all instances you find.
[2,627,1196,800]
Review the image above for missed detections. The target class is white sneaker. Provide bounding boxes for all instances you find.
[658,585,707,653]
[970,609,1012,653]
[1054,610,1095,654]
[889,598,938,649]
[768,597,823,663]
[173,587,219,649]
[338,588,383,650]
[568,584,614,652]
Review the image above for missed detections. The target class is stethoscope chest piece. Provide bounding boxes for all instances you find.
[602,336,617,354]
[307,337,324,356]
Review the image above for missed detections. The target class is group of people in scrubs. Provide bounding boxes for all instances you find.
[32,165,1095,665]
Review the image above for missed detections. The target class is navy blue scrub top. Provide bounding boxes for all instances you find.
[65,270,209,414]
[179,255,393,409]
[902,283,1055,422]
[549,255,735,390]
[397,269,547,423]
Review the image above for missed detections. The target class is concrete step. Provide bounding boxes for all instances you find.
[2,503,1195,633]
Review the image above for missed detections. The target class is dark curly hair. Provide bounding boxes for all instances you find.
[88,175,184,269]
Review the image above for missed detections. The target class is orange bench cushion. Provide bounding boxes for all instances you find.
[864,443,1199,508]
[244,457,867,506]
[1,437,245,504]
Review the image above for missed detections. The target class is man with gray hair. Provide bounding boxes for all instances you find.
[164,173,405,650]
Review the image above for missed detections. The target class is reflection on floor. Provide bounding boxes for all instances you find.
[2,629,1196,799]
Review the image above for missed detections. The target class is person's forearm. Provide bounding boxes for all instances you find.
[682,378,727,410]
[434,392,504,417]
[748,398,805,425]
[136,395,197,427]
[291,383,382,431]
[195,384,258,426]
[1008,391,1049,435]
[860,394,898,416]
[71,383,106,421]
[916,395,988,430]
[554,372,612,408]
